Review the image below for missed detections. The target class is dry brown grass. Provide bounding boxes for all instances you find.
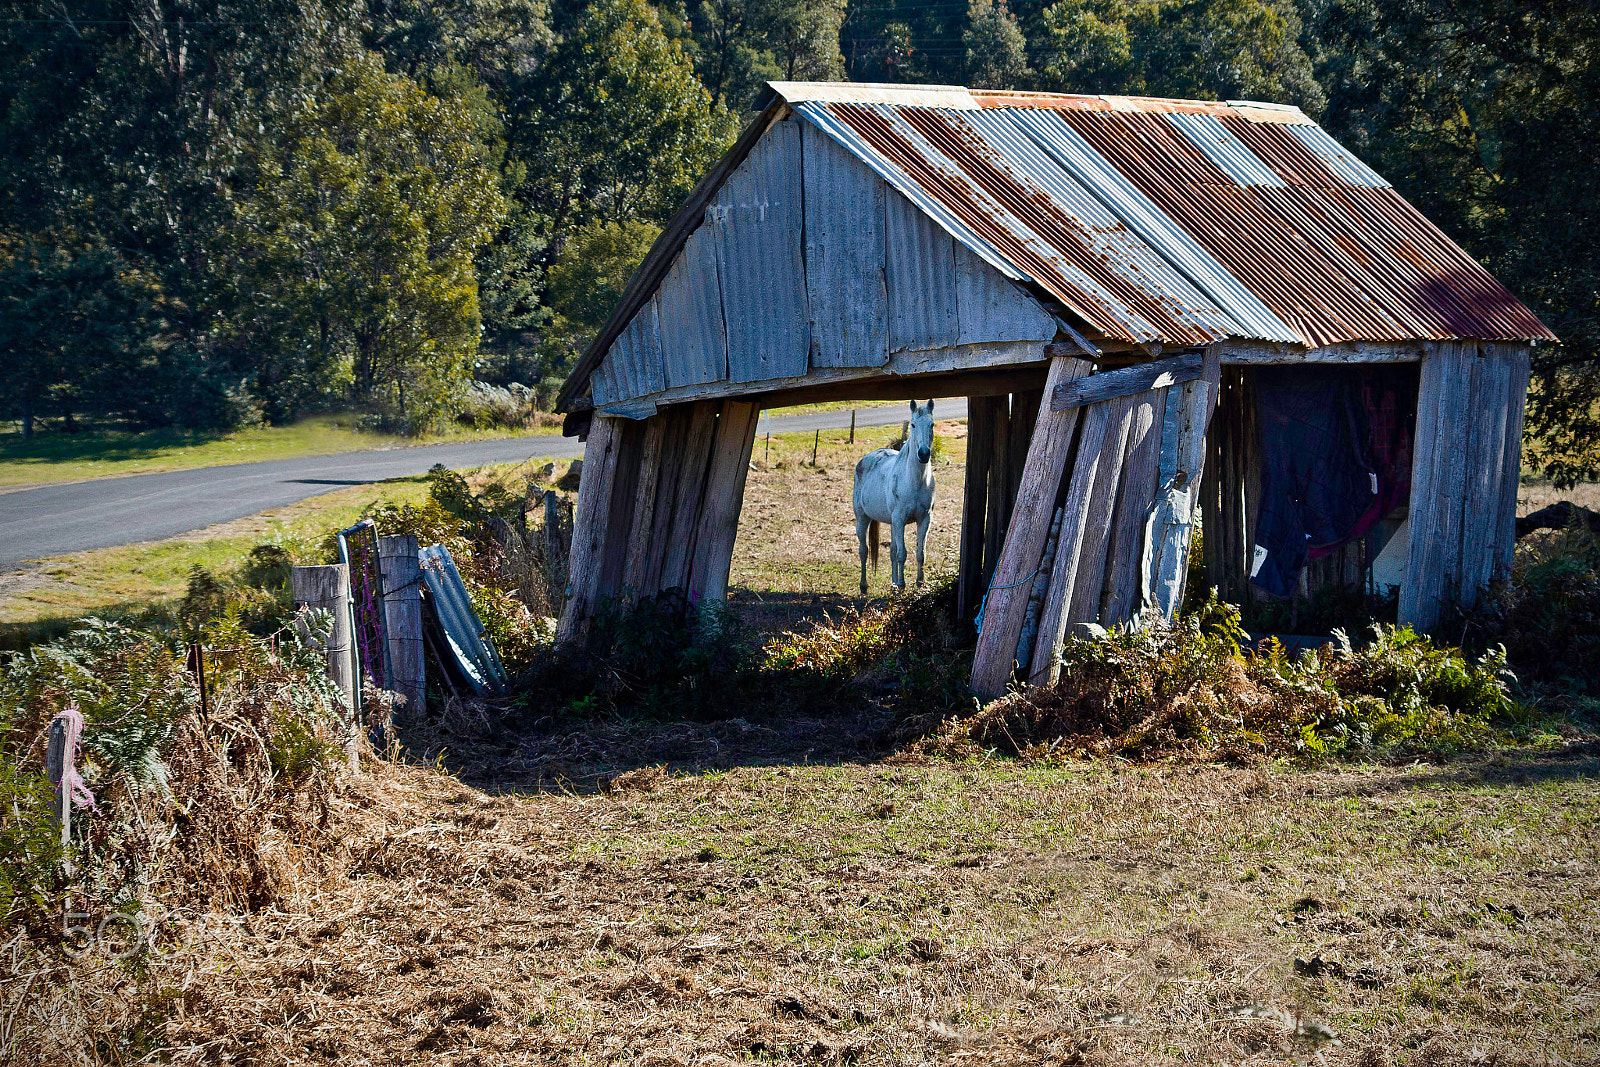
[11,741,1597,1065]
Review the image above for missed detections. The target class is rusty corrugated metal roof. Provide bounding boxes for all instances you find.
[561,83,1554,413]
[795,87,1556,348]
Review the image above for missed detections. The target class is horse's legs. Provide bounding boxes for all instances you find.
[855,510,871,596]
[916,512,930,587]
[890,518,907,589]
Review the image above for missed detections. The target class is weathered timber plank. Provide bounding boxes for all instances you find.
[885,188,959,352]
[1494,346,1531,580]
[1028,401,1117,688]
[597,418,647,599]
[638,406,694,597]
[970,357,1091,700]
[1432,343,1474,615]
[1211,340,1426,364]
[1459,349,1505,599]
[1052,352,1203,412]
[1399,342,1448,629]
[1066,395,1138,624]
[599,339,1048,412]
[958,396,999,619]
[659,402,720,592]
[688,401,762,603]
[377,535,425,720]
[1100,386,1166,626]
[712,118,809,384]
[658,224,729,389]
[803,124,889,369]
[1147,378,1213,618]
[621,415,669,598]
[558,415,625,643]
[983,397,1012,586]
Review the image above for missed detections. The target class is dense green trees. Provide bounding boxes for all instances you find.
[2,0,1597,474]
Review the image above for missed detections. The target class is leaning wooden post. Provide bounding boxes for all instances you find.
[292,563,359,769]
[557,415,624,644]
[688,401,762,604]
[970,357,1091,701]
[377,535,425,721]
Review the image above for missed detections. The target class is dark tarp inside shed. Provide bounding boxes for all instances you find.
[1250,365,1417,598]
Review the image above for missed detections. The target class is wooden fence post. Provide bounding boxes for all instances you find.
[292,563,359,769]
[957,395,998,618]
[377,534,425,721]
[45,717,71,871]
[969,357,1090,700]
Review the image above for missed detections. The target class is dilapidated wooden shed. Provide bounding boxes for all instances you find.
[554,81,1555,698]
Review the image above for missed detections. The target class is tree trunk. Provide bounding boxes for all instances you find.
[20,393,33,439]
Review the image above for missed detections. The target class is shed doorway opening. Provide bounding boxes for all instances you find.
[1199,363,1421,635]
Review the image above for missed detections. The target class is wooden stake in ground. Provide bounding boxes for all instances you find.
[292,563,359,769]
[812,429,820,466]
[849,410,856,444]
[970,356,1091,700]
[44,716,71,872]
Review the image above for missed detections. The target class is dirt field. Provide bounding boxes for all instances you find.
[52,740,1596,1066]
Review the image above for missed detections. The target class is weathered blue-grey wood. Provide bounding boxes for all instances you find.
[802,124,889,369]
[1460,349,1508,597]
[1400,344,1446,628]
[591,342,626,407]
[1434,343,1475,610]
[885,188,959,353]
[614,296,666,401]
[1147,377,1212,618]
[711,118,809,384]
[1495,345,1531,579]
[657,223,728,389]
[955,240,1056,347]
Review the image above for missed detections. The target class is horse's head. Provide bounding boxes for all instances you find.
[907,400,935,464]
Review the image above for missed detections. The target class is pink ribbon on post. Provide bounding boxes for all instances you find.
[49,702,96,812]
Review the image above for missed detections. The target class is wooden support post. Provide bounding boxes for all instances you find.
[1148,377,1215,619]
[1029,399,1124,688]
[970,358,1091,700]
[958,395,999,619]
[621,415,669,599]
[557,415,624,644]
[377,534,425,721]
[659,401,720,593]
[292,563,359,769]
[1100,387,1167,626]
[689,401,762,604]
[597,418,647,601]
[983,396,1012,585]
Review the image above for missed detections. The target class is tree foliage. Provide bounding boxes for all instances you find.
[0,0,1596,467]
[230,54,508,429]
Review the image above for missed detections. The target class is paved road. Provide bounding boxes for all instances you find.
[0,399,966,567]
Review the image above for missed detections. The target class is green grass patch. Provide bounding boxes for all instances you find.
[0,412,558,488]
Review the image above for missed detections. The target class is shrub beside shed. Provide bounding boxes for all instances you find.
[554,81,1555,698]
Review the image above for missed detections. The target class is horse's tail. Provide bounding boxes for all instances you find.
[868,521,881,573]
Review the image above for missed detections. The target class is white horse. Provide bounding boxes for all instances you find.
[854,401,937,594]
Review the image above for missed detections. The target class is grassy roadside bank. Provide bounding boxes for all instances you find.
[0,413,562,489]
